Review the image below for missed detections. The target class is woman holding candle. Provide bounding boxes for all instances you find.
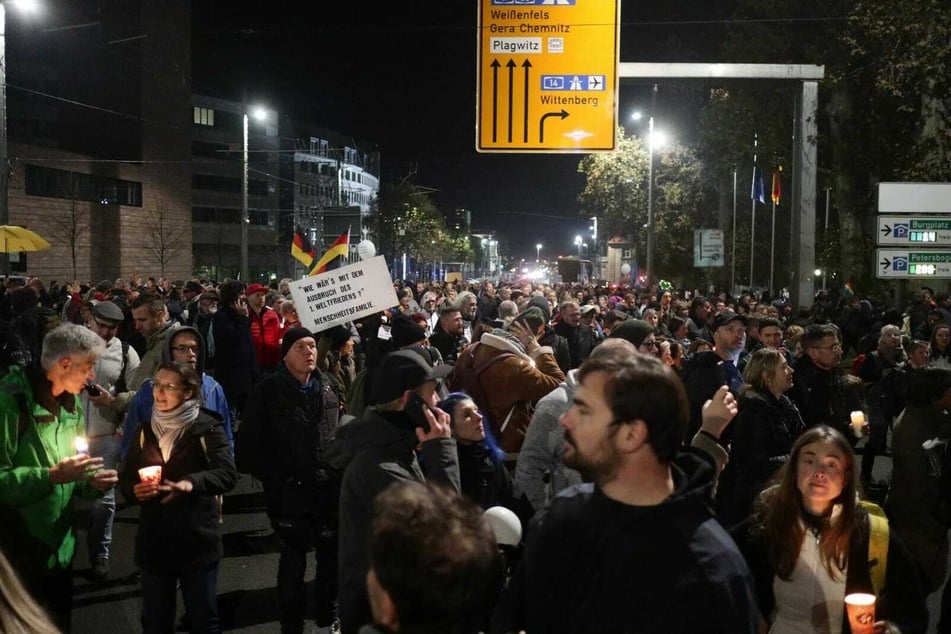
[731,426,928,633]
[120,361,237,634]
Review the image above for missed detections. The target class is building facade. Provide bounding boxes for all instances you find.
[7,0,192,282]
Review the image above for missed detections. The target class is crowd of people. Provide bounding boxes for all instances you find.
[1,271,950,633]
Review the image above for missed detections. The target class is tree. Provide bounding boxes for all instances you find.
[46,198,89,281]
[141,200,189,278]
[701,0,951,295]
[577,127,716,286]
[369,175,465,280]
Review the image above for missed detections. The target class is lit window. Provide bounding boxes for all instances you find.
[193,107,215,126]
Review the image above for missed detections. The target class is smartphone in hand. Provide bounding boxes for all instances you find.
[84,383,102,397]
[405,392,431,433]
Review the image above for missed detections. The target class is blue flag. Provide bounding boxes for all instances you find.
[751,167,766,204]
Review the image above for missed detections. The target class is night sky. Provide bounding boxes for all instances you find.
[191,1,730,260]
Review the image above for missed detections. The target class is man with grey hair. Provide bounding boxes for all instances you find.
[453,291,479,342]
[856,322,905,487]
[0,323,118,630]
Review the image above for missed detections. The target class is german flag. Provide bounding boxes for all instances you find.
[771,166,783,206]
[309,227,350,276]
[291,227,316,268]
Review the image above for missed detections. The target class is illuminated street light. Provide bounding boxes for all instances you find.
[536,242,542,263]
[242,105,267,280]
[0,0,41,273]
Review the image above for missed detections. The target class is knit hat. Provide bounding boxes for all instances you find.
[608,318,654,348]
[508,306,546,336]
[323,325,353,351]
[281,327,314,358]
[390,313,427,348]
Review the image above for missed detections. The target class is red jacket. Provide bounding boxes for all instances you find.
[249,306,282,369]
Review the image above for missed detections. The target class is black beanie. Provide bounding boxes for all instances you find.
[281,327,314,358]
[390,313,427,348]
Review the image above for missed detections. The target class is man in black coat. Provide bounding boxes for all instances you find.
[236,328,342,634]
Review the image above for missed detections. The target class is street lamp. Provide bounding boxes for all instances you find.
[241,106,267,280]
[632,85,663,288]
[0,0,40,274]
[574,235,582,259]
[536,242,542,263]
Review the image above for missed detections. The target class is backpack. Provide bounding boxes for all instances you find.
[447,342,517,414]
[858,499,889,597]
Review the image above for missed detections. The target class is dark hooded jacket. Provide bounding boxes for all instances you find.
[490,448,761,634]
[119,326,233,459]
[332,408,460,634]
[119,409,237,575]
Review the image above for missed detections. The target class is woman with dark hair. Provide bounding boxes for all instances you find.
[929,325,951,370]
[719,347,805,527]
[732,426,927,634]
[885,367,951,595]
[437,392,533,526]
[120,361,238,633]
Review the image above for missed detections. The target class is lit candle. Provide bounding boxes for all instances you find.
[74,436,89,454]
[850,411,866,438]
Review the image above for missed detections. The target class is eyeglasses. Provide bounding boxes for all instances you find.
[171,345,200,354]
[640,339,658,349]
[811,343,842,351]
[153,382,186,393]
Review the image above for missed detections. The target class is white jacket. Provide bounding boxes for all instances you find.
[81,335,141,437]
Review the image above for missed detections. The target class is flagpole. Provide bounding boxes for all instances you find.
[769,196,776,295]
[731,168,737,295]
[750,134,758,290]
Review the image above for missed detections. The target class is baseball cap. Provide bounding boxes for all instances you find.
[711,310,748,331]
[246,283,269,296]
[371,349,453,404]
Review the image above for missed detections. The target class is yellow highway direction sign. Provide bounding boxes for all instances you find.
[477,0,619,153]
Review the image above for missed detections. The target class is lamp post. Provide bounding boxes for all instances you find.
[574,235,582,259]
[536,242,542,263]
[0,0,39,274]
[241,106,267,281]
[631,85,661,288]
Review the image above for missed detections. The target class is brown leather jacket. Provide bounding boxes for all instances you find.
[456,332,565,454]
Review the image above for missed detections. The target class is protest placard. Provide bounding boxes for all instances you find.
[288,256,398,332]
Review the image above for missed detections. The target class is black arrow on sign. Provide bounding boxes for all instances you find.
[522,59,532,143]
[881,257,891,270]
[490,60,501,143]
[881,225,891,236]
[539,109,569,144]
[506,59,516,143]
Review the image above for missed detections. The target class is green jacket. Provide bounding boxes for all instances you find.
[0,365,95,575]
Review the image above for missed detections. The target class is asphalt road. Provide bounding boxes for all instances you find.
[71,473,302,633]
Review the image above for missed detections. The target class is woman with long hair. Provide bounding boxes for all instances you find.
[120,362,238,633]
[719,348,805,527]
[732,426,927,633]
[929,325,951,370]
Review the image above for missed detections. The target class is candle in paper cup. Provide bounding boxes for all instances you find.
[844,593,876,634]
[138,466,162,484]
[74,436,89,455]
[850,411,866,438]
